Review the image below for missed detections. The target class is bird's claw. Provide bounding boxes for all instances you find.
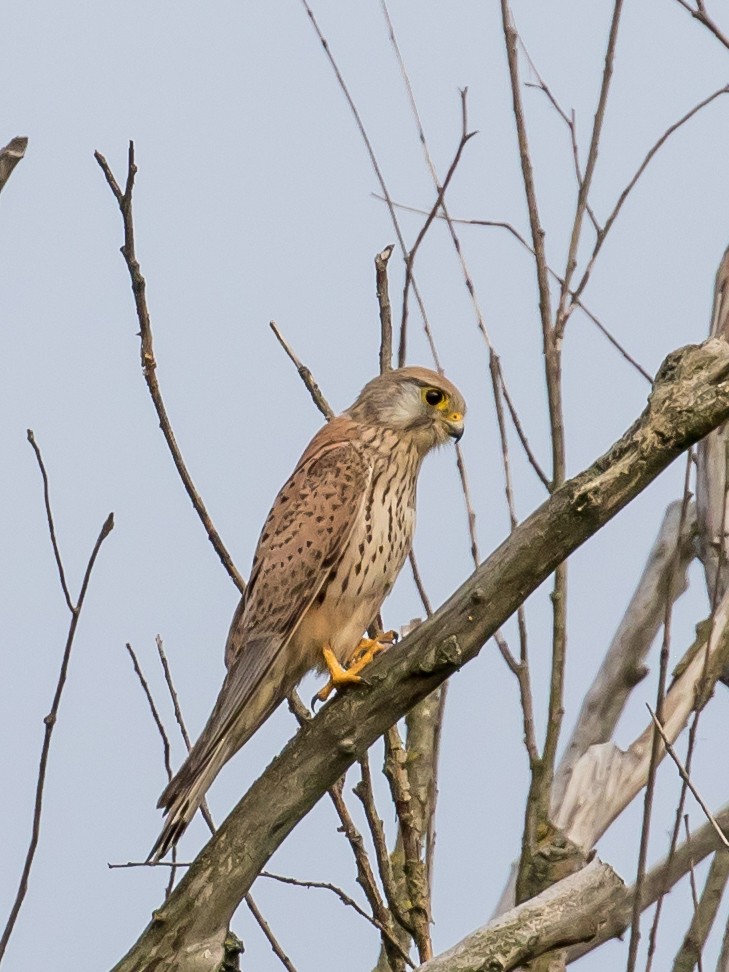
[314,632,397,705]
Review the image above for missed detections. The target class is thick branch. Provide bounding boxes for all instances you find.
[419,858,624,972]
[568,803,729,962]
[111,339,729,972]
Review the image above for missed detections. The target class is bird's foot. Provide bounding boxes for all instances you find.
[350,630,398,667]
[314,632,397,705]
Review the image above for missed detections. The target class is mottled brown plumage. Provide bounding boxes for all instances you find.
[150,366,465,859]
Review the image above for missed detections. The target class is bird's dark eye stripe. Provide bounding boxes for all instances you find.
[425,388,444,406]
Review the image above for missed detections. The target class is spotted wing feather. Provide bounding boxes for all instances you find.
[150,421,370,859]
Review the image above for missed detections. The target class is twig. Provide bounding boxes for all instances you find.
[94,143,246,596]
[269,320,334,421]
[673,0,729,51]
[353,755,414,935]
[288,689,406,970]
[330,776,407,971]
[570,85,729,315]
[556,0,624,333]
[648,707,729,850]
[26,430,74,611]
[518,39,600,234]
[155,636,193,751]
[376,245,395,374]
[626,451,693,972]
[297,0,439,371]
[408,550,433,617]
[378,198,653,383]
[401,90,476,333]
[383,726,433,962]
[499,378,551,489]
[243,894,298,972]
[0,452,113,962]
[126,644,173,781]
[153,637,294,965]
[124,642,178,895]
[0,136,28,195]
[681,814,704,972]
[260,871,415,968]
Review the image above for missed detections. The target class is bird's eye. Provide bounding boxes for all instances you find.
[424,388,445,407]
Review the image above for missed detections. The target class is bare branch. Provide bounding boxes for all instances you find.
[0,136,28,195]
[673,1,729,51]
[556,0,624,332]
[260,871,414,968]
[26,430,74,611]
[674,847,729,972]
[297,0,439,370]
[268,320,334,421]
[353,755,414,937]
[555,575,729,852]
[554,498,696,807]
[94,143,246,596]
[376,245,395,374]
[419,858,624,972]
[401,93,476,333]
[109,340,729,972]
[570,85,729,314]
[0,507,113,962]
[568,804,729,962]
[649,708,729,850]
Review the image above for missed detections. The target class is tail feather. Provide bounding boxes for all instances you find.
[148,637,296,860]
[148,743,228,862]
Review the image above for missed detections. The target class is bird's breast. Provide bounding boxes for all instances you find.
[295,448,418,668]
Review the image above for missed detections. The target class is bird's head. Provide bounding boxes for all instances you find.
[346,366,466,455]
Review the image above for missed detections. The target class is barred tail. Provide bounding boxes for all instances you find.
[148,740,229,862]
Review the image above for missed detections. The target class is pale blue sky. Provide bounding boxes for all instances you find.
[2,2,729,970]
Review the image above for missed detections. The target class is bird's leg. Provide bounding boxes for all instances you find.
[314,631,397,704]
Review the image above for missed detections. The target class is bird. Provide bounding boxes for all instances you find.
[149,365,466,860]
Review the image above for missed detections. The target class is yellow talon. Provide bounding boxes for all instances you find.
[315,632,397,704]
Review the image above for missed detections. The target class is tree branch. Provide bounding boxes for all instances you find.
[419,858,624,972]
[94,143,246,595]
[0,136,28,195]
[111,339,729,972]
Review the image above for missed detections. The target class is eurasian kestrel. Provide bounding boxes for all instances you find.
[150,366,465,859]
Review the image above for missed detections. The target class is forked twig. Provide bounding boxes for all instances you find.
[94,143,245,596]
[260,871,415,968]
[401,90,476,332]
[0,435,113,962]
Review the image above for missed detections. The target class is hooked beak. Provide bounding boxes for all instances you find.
[446,412,464,442]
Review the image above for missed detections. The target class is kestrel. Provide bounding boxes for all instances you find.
[150,366,465,859]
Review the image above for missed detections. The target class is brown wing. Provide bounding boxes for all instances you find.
[188,419,369,768]
[151,421,372,858]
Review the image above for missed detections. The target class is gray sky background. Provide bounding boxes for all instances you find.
[2,2,729,970]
